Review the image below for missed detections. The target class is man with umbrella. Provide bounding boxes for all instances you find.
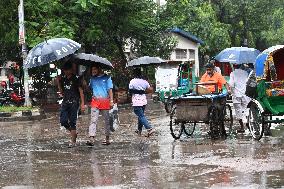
[71,53,114,146]
[87,65,114,146]
[229,64,251,133]
[23,37,83,147]
[59,61,85,147]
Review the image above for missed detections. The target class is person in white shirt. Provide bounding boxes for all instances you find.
[229,64,251,133]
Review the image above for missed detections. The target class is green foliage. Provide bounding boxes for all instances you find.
[0,0,283,71]
[159,0,231,58]
[0,106,36,113]
[261,7,284,46]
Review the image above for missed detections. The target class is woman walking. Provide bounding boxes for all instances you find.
[129,69,155,137]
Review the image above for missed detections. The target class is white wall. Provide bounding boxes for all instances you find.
[169,33,200,76]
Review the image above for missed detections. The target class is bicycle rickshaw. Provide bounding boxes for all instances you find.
[169,83,233,139]
[247,45,284,140]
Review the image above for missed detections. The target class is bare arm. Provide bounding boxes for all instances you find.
[79,87,85,111]
[56,76,63,94]
[145,86,154,94]
[225,83,231,94]
[109,89,114,106]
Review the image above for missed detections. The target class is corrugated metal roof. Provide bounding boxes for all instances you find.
[170,28,204,45]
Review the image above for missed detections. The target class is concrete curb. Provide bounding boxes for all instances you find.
[0,109,46,122]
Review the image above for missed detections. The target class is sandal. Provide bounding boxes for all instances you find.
[86,141,95,146]
[146,128,155,137]
[101,140,111,145]
[135,130,142,136]
[68,143,77,148]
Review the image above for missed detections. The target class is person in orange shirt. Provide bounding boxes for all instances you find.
[200,63,231,93]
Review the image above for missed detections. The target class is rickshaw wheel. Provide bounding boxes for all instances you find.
[183,122,196,136]
[222,104,233,135]
[208,106,220,139]
[170,107,183,139]
[248,103,264,140]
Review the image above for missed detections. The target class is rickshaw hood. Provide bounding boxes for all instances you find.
[255,45,284,78]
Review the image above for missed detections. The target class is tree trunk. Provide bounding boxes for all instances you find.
[113,36,127,64]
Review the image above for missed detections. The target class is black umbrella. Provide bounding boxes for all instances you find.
[24,38,81,69]
[72,53,113,70]
[126,56,166,67]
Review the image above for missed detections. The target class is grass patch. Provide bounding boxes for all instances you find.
[0,106,38,113]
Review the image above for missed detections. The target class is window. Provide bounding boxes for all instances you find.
[189,49,195,59]
[175,49,187,59]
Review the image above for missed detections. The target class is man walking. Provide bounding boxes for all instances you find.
[87,65,113,146]
[59,61,85,147]
[229,64,250,133]
[129,69,155,137]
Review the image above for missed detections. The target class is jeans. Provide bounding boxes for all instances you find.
[60,101,79,130]
[133,106,152,131]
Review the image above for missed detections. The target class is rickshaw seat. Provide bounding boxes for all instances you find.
[265,80,284,97]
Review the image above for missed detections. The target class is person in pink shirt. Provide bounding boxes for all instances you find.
[129,69,155,137]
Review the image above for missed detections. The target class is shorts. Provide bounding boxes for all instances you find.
[60,101,79,130]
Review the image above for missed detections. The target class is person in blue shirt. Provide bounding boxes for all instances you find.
[87,65,113,146]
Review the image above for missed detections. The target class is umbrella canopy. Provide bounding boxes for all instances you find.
[255,45,284,78]
[215,47,260,64]
[24,38,81,69]
[126,56,166,67]
[72,53,113,70]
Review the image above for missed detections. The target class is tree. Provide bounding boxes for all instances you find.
[159,0,232,59]
[209,0,283,50]
[261,7,284,46]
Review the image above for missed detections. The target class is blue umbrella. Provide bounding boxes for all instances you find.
[255,45,284,77]
[215,47,260,64]
[24,38,81,69]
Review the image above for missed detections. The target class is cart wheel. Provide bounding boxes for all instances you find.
[170,107,183,139]
[183,122,196,136]
[222,104,233,135]
[153,96,159,103]
[208,106,219,139]
[165,99,173,113]
[248,103,264,140]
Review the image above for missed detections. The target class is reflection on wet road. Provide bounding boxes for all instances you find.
[0,102,283,189]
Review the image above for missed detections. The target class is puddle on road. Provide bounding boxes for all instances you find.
[0,104,283,188]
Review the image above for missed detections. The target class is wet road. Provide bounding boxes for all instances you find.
[0,102,283,189]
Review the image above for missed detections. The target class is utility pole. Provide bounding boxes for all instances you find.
[19,0,31,106]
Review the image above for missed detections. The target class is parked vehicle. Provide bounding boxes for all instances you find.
[155,61,198,113]
[1,89,25,107]
[247,45,284,140]
[0,89,13,106]
[169,83,233,140]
